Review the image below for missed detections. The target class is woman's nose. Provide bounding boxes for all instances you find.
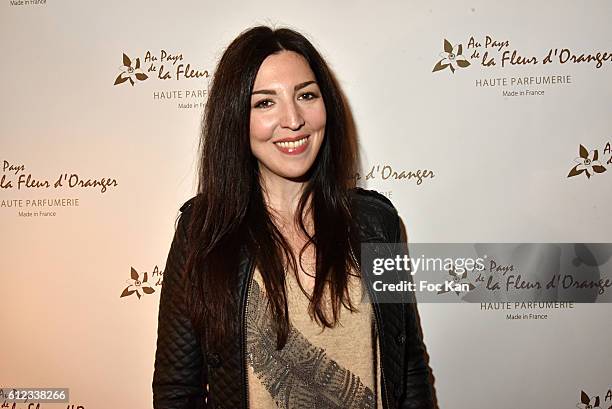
[280,101,305,130]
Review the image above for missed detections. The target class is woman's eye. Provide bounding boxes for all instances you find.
[298,91,319,101]
[254,99,273,109]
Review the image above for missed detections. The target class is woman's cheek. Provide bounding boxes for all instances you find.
[308,102,327,130]
[250,113,278,142]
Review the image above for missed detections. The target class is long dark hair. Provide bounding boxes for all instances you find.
[186,26,359,349]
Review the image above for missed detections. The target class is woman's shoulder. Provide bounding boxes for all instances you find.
[173,194,201,234]
[349,188,400,241]
[349,187,397,215]
[179,194,199,213]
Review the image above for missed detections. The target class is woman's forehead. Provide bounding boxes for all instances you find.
[253,51,317,90]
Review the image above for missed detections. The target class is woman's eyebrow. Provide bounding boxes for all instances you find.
[252,89,275,95]
[252,80,317,95]
[294,80,316,91]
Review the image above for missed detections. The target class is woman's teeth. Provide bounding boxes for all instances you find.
[275,136,308,149]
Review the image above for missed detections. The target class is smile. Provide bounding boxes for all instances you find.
[273,135,310,155]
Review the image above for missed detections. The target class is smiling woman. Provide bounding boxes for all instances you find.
[153,25,434,409]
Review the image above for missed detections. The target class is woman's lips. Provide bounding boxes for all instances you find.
[273,135,310,155]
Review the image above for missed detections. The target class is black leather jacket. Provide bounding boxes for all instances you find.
[153,188,435,409]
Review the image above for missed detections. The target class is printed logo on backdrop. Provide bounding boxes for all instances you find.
[576,388,612,409]
[114,54,149,86]
[567,143,610,180]
[1,159,117,219]
[432,35,611,97]
[113,50,210,109]
[353,163,436,196]
[120,266,163,300]
[477,243,612,320]
[432,40,471,73]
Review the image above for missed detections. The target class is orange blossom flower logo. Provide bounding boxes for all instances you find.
[432,39,471,74]
[120,267,155,299]
[114,53,148,86]
[568,145,607,179]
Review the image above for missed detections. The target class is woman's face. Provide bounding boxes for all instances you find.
[249,50,326,184]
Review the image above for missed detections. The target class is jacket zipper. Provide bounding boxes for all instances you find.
[351,246,391,408]
[241,257,256,409]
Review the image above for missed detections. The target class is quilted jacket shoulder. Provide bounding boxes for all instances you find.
[179,196,197,213]
[350,187,401,243]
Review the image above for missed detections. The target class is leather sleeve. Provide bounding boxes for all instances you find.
[393,214,435,409]
[153,203,207,409]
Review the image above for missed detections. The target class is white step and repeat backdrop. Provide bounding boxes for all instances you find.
[1,0,611,408]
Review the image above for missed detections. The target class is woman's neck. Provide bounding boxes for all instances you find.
[260,167,302,209]
[259,170,312,231]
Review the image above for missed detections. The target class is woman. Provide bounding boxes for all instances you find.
[153,26,434,409]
